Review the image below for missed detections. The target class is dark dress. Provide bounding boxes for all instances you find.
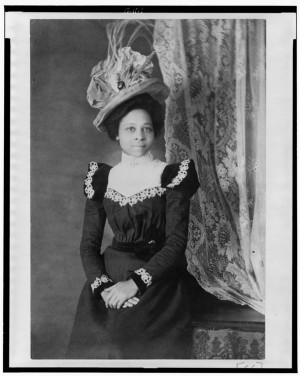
[66,158,200,359]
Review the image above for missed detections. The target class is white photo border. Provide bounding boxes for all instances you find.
[5,5,296,370]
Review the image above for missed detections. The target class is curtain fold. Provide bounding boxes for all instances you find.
[154,19,265,313]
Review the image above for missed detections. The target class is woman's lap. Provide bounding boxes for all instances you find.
[66,275,192,359]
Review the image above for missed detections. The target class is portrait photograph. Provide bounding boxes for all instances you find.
[5,5,295,371]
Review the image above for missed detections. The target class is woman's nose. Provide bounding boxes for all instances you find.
[135,130,145,140]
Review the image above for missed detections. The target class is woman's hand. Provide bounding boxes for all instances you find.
[101,286,140,309]
[101,291,140,309]
[104,280,139,309]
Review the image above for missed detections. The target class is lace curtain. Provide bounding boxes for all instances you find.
[153,19,265,314]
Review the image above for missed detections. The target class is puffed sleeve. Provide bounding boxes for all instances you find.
[80,162,115,301]
[130,159,200,293]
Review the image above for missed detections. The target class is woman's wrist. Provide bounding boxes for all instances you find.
[128,278,139,294]
[91,275,115,301]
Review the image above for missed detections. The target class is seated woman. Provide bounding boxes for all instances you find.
[66,31,200,359]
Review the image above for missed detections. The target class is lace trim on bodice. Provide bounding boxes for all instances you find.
[104,159,191,206]
[105,186,166,207]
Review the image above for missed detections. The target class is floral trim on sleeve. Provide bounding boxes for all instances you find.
[167,159,190,188]
[84,162,99,199]
[130,268,152,294]
[135,268,152,286]
[91,274,113,293]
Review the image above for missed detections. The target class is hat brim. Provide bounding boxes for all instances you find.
[93,78,170,132]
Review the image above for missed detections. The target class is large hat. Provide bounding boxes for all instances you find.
[87,21,170,132]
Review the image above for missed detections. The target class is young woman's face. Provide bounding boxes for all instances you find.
[118,109,155,157]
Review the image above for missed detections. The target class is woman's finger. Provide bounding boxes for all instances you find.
[106,294,114,307]
[106,290,117,302]
[127,298,138,305]
[102,294,111,309]
[111,299,119,309]
[107,294,118,308]
[122,303,132,308]
[116,297,127,309]
[103,296,110,309]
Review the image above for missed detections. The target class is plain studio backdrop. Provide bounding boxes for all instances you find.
[30,19,167,359]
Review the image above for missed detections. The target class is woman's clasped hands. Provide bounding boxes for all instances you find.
[101,279,140,309]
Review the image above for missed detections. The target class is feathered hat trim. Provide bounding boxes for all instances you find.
[87,20,170,132]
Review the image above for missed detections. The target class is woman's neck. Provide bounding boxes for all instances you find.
[121,151,154,166]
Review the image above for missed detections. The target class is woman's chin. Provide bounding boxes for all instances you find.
[125,149,149,157]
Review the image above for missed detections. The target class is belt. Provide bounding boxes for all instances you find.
[111,231,165,262]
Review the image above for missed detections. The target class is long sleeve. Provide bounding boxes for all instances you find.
[80,162,114,300]
[131,159,200,293]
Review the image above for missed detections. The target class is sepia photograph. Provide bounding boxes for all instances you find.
[6,6,295,370]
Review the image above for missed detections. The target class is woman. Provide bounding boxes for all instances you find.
[67,30,200,359]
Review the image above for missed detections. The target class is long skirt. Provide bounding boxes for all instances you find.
[66,247,192,359]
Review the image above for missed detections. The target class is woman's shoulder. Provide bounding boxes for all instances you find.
[161,159,200,197]
[83,162,112,201]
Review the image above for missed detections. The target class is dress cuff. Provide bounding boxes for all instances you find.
[131,268,152,294]
[91,275,114,300]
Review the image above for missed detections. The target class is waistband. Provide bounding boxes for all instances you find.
[111,237,165,261]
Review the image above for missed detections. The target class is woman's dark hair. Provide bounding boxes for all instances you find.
[103,93,165,140]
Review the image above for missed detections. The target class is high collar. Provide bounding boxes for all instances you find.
[121,151,154,167]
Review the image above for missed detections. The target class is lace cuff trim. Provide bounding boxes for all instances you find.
[84,162,98,199]
[134,268,152,287]
[91,275,113,293]
[105,186,166,207]
[167,159,190,188]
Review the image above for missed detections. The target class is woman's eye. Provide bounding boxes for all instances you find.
[144,127,153,132]
[127,127,135,132]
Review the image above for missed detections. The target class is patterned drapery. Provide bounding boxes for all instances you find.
[192,328,265,359]
[154,19,265,314]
